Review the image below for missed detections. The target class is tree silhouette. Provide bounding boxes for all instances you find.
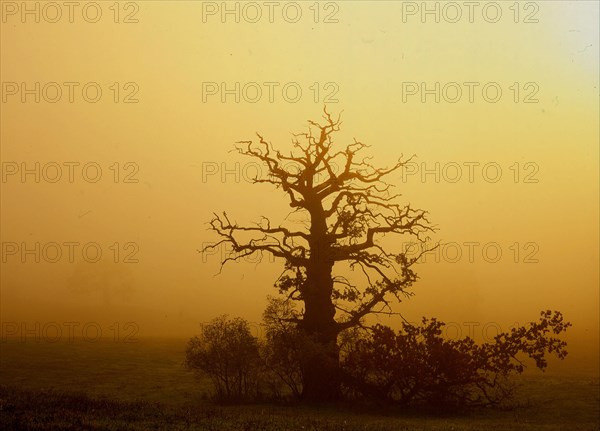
[203,108,435,402]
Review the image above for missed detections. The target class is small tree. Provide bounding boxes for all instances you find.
[185,315,262,401]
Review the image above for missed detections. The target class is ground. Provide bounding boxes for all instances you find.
[0,338,598,430]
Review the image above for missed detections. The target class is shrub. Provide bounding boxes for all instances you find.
[341,310,571,410]
[185,315,262,401]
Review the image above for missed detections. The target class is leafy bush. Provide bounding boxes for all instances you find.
[341,310,571,410]
[185,315,262,401]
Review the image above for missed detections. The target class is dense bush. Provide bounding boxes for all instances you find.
[341,310,571,410]
[185,315,262,401]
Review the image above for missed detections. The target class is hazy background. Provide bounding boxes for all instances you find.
[1,1,598,375]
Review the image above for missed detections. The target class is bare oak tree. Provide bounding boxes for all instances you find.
[202,108,435,402]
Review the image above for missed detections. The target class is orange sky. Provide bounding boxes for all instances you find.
[1,1,598,374]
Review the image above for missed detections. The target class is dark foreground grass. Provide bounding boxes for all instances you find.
[0,338,598,430]
[1,382,599,431]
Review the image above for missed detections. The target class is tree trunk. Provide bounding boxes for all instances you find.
[299,278,340,402]
[299,319,341,402]
[299,203,341,402]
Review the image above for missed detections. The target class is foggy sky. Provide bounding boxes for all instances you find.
[1,2,598,375]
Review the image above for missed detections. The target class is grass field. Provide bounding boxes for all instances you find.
[1,338,598,430]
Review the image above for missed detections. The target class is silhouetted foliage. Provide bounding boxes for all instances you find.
[185,316,262,401]
[200,108,572,404]
[341,310,571,410]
